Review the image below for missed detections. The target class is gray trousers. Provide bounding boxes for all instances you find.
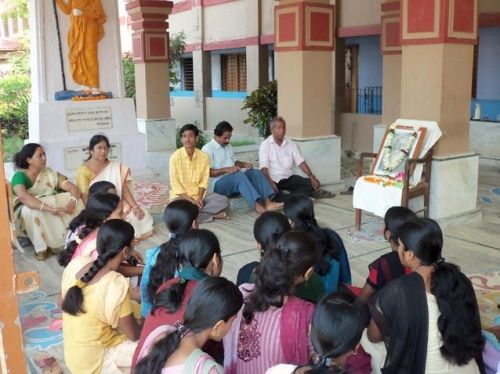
[198,192,229,223]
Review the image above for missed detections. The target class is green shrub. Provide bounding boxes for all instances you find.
[122,54,135,101]
[241,80,277,137]
[0,74,30,139]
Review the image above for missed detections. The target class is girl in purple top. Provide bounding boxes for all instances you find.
[224,231,320,373]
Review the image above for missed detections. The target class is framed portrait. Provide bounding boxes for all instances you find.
[371,125,427,177]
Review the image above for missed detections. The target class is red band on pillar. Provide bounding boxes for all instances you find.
[275,2,335,52]
[126,0,173,63]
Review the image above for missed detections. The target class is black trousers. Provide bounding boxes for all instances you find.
[274,175,314,202]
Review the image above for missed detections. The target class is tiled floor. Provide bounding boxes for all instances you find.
[12,161,500,372]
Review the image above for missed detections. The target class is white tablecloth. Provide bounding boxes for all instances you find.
[353,177,403,217]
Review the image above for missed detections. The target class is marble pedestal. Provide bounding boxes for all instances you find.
[28,98,148,178]
[291,135,342,186]
[429,153,479,220]
[137,118,177,151]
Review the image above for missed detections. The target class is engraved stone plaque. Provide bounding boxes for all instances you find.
[66,107,113,132]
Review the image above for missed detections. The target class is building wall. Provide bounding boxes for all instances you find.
[339,113,381,153]
[344,35,383,89]
[476,27,500,100]
[338,0,382,29]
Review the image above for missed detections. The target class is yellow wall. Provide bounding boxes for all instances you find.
[479,0,500,13]
[338,0,382,28]
[204,1,258,43]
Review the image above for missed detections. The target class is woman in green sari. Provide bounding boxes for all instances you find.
[11,143,84,260]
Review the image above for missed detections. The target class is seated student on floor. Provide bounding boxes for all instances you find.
[352,206,417,303]
[236,211,325,303]
[132,229,223,368]
[61,220,141,373]
[58,191,144,278]
[140,199,199,318]
[135,277,243,374]
[224,232,320,373]
[266,293,371,374]
[284,195,351,293]
[365,217,484,374]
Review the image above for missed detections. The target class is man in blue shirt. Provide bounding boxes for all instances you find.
[202,121,282,213]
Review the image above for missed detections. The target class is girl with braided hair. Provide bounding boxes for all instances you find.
[61,219,140,373]
[134,277,243,374]
[140,199,199,318]
[58,190,122,267]
[132,229,223,368]
[236,211,325,303]
[224,231,320,373]
[284,195,351,294]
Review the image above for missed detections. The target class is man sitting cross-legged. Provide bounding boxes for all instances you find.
[259,116,322,202]
[169,124,229,223]
[202,121,282,214]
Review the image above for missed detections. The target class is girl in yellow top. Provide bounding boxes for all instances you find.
[61,219,140,373]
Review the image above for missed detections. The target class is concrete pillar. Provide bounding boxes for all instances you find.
[399,0,479,220]
[246,45,269,93]
[0,19,5,38]
[380,1,402,124]
[126,0,176,151]
[193,49,212,129]
[274,0,341,186]
[7,16,14,36]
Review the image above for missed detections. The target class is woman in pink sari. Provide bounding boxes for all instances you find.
[224,231,320,373]
[76,134,154,239]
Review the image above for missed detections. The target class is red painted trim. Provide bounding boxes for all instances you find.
[382,50,402,55]
[479,12,500,27]
[184,42,203,52]
[126,0,174,11]
[381,1,400,12]
[203,36,259,50]
[202,0,235,6]
[172,0,192,14]
[260,34,275,44]
[402,37,476,45]
[337,24,381,37]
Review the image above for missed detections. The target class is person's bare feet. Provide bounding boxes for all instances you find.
[213,211,228,219]
[265,201,284,211]
[254,202,267,214]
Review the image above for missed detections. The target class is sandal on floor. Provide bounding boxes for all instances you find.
[313,189,336,199]
[33,250,49,261]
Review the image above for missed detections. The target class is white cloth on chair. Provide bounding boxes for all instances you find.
[353,119,442,218]
[353,179,403,217]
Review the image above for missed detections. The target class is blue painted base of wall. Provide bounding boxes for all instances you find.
[171,90,247,99]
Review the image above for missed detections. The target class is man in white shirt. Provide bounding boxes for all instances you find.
[259,116,321,202]
[202,121,282,213]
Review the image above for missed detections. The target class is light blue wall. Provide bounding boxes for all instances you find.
[476,27,500,100]
[345,35,383,89]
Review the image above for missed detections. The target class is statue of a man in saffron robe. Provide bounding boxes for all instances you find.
[55,0,106,93]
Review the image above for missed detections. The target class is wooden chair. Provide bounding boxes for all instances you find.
[354,148,433,230]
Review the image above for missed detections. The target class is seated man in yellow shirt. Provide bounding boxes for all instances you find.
[169,124,229,223]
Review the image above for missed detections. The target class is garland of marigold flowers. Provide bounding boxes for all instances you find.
[381,124,418,171]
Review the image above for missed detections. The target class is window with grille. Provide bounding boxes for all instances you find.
[182,57,194,90]
[221,53,246,91]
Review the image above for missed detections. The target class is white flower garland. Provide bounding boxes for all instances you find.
[382,124,417,171]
